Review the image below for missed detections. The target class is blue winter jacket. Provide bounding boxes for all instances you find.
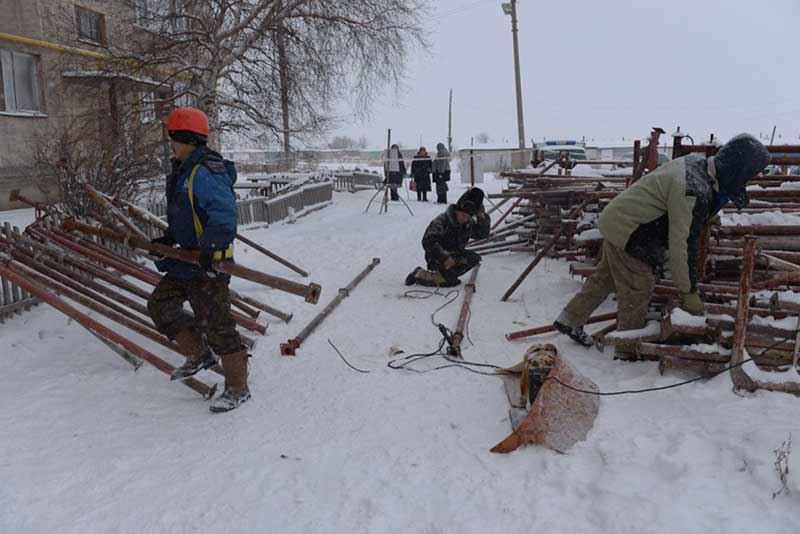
[157,146,238,279]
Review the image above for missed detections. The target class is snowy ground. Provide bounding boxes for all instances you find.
[2,175,799,534]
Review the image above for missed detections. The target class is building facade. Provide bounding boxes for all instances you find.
[0,0,183,210]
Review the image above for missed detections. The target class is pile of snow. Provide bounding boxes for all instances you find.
[721,210,800,226]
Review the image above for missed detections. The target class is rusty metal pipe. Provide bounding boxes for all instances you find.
[502,200,588,301]
[0,259,215,397]
[281,258,380,356]
[61,219,322,303]
[234,293,293,323]
[505,312,617,341]
[449,265,479,356]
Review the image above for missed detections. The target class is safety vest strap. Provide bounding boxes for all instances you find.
[187,164,234,261]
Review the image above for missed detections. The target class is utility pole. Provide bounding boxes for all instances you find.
[275,1,291,167]
[448,88,453,153]
[502,1,526,150]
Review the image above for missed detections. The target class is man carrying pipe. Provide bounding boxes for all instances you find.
[147,107,251,413]
[405,187,490,287]
[553,134,770,360]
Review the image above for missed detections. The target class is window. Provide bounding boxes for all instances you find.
[136,0,187,34]
[139,91,156,123]
[174,82,196,107]
[76,6,106,45]
[0,50,41,113]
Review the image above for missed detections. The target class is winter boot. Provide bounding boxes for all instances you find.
[405,267,422,286]
[210,349,251,413]
[414,269,459,288]
[553,321,594,348]
[170,327,218,381]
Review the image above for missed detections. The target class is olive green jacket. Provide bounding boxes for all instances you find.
[598,155,719,294]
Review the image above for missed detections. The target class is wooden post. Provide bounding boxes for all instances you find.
[730,237,758,391]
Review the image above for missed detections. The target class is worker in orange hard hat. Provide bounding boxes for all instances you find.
[147,106,251,413]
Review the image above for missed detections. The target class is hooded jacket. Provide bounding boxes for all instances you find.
[159,145,238,278]
[422,205,490,269]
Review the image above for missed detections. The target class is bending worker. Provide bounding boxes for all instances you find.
[405,187,490,287]
[553,134,770,359]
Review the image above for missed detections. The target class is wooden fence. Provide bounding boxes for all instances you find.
[0,222,38,321]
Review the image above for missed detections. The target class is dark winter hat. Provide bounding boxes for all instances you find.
[168,129,207,146]
[714,133,770,210]
[456,187,485,216]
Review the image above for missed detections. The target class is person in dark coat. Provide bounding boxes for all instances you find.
[383,144,406,201]
[405,187,491,287]
[411,146,432,201]
[432,142,451,204]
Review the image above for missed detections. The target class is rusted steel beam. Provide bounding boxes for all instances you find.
[505,311,617,341]
[235,293,293,323]
[61,219,322,304]
[490,197,523,231]
[84,184,150,241]
[718,225,800,236]
[8,247,153,328]
[281,258,380,356]
[752,272,800,290]
[233,232,309,278]
[730,237,758,391]
[32,227,266,335]
[21,230,153,299]
[502,200,588,302]
[449,265,479,357]
[637,342,731,363]
[0,259,215,398]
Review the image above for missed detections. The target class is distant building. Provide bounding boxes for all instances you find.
[0,0,187,210]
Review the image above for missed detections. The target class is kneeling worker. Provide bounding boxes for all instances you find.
[405,187,491,287]
[552,133,770,358]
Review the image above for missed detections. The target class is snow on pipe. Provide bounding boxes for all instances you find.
[281,258,380,356]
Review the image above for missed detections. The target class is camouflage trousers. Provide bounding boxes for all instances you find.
[558,240,655,332]
[147,273,242,355]
[428,250,481,284]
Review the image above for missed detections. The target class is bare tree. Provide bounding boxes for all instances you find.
[357,136,369,149]
[104,1,427,147]
[32,112,163,215]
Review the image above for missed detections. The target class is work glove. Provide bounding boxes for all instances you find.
[442,256,457,270]
[709,214,722,226]
[679,291,705,316]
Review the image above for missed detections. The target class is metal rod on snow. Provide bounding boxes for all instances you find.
[448,265,479,357]
[281,258,380,356]
[32,226,267,335]
[505,312,617,341]
[501,200,588,301]
[0,259,216,398]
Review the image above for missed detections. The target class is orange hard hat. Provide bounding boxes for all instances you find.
[166,107,209,136]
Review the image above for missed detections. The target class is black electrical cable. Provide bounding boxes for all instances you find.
[545,330,800,396]
[327,339,371,374]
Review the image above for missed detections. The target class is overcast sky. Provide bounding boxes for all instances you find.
[330,0,800,149]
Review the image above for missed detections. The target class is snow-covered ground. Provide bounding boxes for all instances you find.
[1,174,799,534]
